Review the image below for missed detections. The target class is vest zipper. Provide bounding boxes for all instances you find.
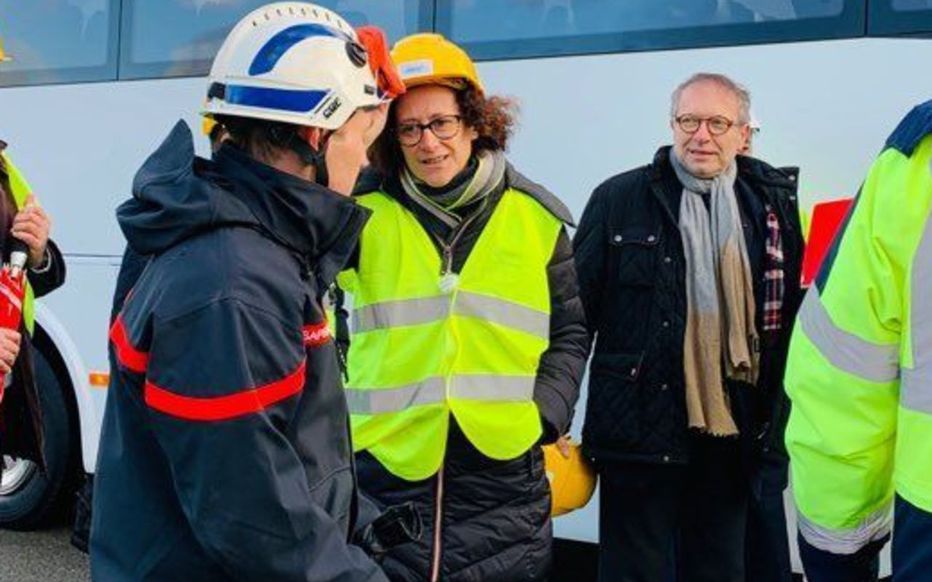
[433,199,488,276]
[430,464,445,582]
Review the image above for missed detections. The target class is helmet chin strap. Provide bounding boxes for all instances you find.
[286,131,330,188]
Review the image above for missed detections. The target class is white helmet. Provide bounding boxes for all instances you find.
[203,2,382,130]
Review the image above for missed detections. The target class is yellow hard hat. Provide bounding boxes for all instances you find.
[543,440,597,517]
[390,33,484,96]
[202,117,218,137]
[0,38,12,62]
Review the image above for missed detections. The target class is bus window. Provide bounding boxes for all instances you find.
[119,0,429,80]
[0,0,119,87]
[869,0,932,34]
[437,0,864,60]
[892,0,932,9]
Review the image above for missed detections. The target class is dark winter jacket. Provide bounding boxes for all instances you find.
[574,146,804,466]
[90,122,387,581]
[348,163,587,581]
[357,418,552,582]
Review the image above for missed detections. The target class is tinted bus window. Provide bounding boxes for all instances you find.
[0,0,119,87]
[120,0,430,80]
[870,0,932,33]
[437,0,864,60]
[892,0,932,9]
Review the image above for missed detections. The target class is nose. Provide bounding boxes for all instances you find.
[692,121,713,142]
[418,127,441,150]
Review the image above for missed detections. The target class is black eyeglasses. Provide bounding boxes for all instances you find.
[395,115,463,147]
[674,115,738,136]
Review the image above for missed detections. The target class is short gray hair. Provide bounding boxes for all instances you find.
[670,73,751,124]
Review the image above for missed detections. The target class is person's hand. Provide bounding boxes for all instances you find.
[11,195,50,267]
[326,105,390,196]
[0,327,22,374]
[555,434,572,459]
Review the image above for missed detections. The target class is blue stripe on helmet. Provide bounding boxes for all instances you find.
[249,23,349,76]
[225,85,328,114]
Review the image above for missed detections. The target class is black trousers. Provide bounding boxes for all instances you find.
[597,436,750,582]
[746,452,792,582]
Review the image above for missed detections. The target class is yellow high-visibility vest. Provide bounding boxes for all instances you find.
[339,189,562,481]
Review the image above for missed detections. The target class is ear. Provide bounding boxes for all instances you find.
[738,123,750,144]
[297,126,325,151]
[466,124,479,142]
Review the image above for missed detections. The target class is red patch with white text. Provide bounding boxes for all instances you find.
[303,321,331,348]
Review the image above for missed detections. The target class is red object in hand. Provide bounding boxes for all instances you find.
[801,197,854,288]
[0,265,25,404]
[356,26,406,99]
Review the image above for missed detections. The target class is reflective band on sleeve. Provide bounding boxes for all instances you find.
[449,374,535,402]
[346,377,446,414]
[145,361,306,422]
[797,504,892,555]
[352,296,450,332]
[453,291,550,339]
[798,287,900,383]
[109,316,149,374]
[902,215,932,414]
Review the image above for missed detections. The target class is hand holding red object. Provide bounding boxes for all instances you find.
[0,264,26,403]
[356,26,406,99]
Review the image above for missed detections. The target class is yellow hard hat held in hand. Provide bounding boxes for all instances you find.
[543,437,597,517]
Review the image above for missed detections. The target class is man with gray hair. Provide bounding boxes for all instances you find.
[574,73,805,581]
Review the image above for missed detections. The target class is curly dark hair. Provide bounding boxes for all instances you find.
[369,85,518,177]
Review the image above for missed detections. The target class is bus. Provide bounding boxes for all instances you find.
[1,0,929,577]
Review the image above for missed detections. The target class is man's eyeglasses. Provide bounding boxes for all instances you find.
[674,115,738,136]
[395,115,463,147]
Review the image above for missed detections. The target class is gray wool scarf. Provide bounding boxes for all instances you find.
[400,149,507,228]
[670,149,759,437]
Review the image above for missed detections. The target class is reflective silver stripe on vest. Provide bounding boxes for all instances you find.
[345,377,446,414]
[797,503,892,555]
[347,374,535,414]
[450,374,535,402]
[353,296,449,331]
[799,287,900,383]
[453,291,549,339]
[352,293,549,339]
[902,214,932,414]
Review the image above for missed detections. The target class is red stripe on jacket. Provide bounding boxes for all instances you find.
[303,321,331,348]
[109,316,149,373]
[144,361,306,422]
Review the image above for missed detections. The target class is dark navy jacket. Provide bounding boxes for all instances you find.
[90,122,386,581]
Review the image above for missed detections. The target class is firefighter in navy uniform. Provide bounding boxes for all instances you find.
[91,4,408,580]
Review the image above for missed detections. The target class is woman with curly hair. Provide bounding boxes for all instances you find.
[338,33,588,582]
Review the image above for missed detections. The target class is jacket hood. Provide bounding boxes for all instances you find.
[118,121,370,285]
[118,121,254,256]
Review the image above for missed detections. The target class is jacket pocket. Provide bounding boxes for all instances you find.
[585,351,644,449]
[608,225,661,287]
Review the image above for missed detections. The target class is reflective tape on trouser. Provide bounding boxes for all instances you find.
[797,503,893,555]
[351,291,549,339]
[902,215,932,414]
[346,374,535,414]
[798,287,900,383]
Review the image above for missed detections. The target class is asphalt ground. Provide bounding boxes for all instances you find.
[0,521,89,582]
